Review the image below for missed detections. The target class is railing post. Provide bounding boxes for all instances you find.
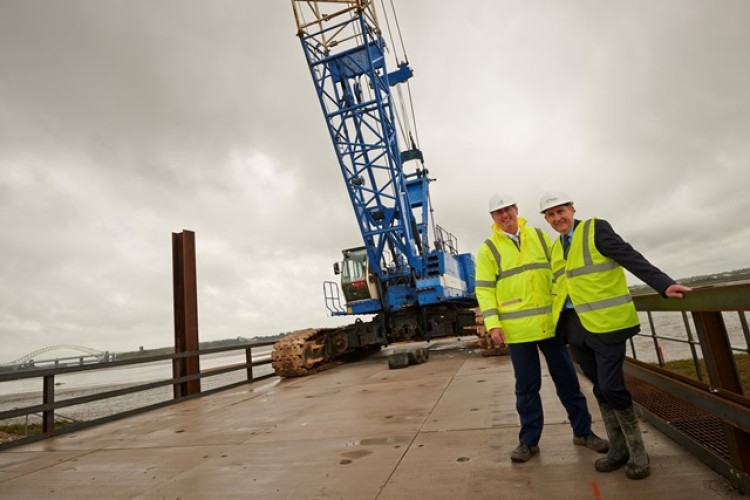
[246,347,254,381]
[645,312,665,366]
[42,374,55,435]
[739,311,750,353]
[692,310,750,474]
[172,230,201,398]
[681,311,704,382]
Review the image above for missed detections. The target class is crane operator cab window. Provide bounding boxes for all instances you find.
[339,247,380,303]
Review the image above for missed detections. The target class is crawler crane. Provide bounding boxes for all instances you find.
[272,1,479,376]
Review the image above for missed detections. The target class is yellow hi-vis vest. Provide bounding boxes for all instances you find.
[475,218,554,344]
[550,218,639,333]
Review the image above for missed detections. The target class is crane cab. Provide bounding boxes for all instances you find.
[334,247,380,303]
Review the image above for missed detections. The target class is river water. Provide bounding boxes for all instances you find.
[0,349,275,424]
[632,310,748,364]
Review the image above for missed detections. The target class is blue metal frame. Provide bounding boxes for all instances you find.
[293,1,475,315]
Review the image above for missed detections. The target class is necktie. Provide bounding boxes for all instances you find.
[563,235,571,258]
[511,235,520,249]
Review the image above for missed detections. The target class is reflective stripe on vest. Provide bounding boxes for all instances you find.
[484,238,502,274]
[574,294,632,314]
[482,308,499,319]
[476,280,497,288]
[567,261,619,277]
[535,227,550,261]
[499,305,552,320]
[500,262,549,280]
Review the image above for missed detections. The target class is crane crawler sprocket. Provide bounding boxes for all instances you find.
[271,327,361,377]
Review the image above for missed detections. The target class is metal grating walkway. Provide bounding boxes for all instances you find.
[627,375,730,461]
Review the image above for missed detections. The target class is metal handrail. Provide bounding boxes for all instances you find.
[627,281,750,494]
[0,341,277,450]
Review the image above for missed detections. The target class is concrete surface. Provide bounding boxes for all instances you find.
[0,340,743,499]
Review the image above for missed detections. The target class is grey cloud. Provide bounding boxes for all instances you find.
[1,0,748,362]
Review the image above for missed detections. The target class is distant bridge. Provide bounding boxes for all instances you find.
[3,345,113,368]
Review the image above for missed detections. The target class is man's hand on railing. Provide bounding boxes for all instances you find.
[665,284,692,299]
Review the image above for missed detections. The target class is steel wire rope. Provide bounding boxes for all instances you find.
[378,0,435,250]
[377,0,413,150]
[379,0,409,62]
[404,80,421,154]
[377,0,422,174]
[383,0,420,152]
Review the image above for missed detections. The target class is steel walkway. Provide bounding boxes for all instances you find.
[0,341,743,499]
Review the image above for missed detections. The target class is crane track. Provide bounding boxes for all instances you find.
[270,328,345,377]
[271,307,494,378]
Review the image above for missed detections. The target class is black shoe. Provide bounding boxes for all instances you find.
[574,432,609,453]
[510,443,539,463]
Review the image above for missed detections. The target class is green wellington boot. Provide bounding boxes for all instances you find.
[594,401,629,472]
[614,405,651,480]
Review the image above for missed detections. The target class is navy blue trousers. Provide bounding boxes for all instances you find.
[561,308,633,410]
[508,336,592,446]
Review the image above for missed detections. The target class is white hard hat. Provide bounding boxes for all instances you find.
[488,193,517,213]
[539,191,574,213]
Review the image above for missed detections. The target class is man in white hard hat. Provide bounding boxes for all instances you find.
[476,193,608,464]
[539,191,692,480]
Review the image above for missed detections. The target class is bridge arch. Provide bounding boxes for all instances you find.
[6,345,107,366]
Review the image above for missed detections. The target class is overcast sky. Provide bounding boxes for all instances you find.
[1,0,748,363]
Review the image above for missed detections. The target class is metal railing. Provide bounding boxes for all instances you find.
[0,341,276,450]
[627,281,750,494]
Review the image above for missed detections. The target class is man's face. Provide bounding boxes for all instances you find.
[491,205,519,234]
[543,204,576,235]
